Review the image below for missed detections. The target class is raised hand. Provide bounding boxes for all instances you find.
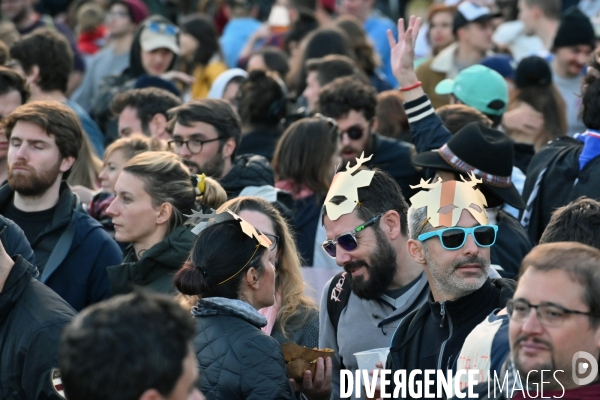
[387,16,422,85]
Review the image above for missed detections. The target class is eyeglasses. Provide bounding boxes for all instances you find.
[417,225,498,250]
[322,214,382,258]
[168,137,223,155]
[264,233,280,251]
[146,21,179,36]
[507,299,599,327]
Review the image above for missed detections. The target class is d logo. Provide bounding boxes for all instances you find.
[572,351,599,386]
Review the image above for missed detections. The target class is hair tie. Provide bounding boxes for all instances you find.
[192,174,206,196]
[196,264,209,278]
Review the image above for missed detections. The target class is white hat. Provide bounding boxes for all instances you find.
[140,21,180,55]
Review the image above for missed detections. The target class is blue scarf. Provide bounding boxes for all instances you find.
[577,129,600,170]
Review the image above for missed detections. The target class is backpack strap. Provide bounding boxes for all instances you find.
[327,271,352,333]
[326,271,352,369]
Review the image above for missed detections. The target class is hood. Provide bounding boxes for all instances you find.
[0,256,36,325]
[219,154,275,198]
[126,15,180,79]
[192,297,267,328]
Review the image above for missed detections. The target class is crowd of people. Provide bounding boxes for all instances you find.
[1,0,600,399]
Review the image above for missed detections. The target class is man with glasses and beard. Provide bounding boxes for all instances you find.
[386,174,515,398]
[167,99,292,208]
[319,155,428,400]
[317,76,421,200]
[0,101,122,311]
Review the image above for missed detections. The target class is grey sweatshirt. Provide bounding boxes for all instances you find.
[319,272,430,399]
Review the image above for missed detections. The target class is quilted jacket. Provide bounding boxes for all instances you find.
[192,297,293,400]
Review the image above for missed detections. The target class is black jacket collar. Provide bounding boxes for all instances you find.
[399,278,515,348]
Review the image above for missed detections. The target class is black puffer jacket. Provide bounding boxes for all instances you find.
[192,297,292,400]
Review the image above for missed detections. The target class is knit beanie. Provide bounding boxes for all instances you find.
[515,56,552,89]
[552,7,595,50]
[111,0,150,25]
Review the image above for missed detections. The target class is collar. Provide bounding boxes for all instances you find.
[427,278,497,326]
[192,297,268,328]
[578,129,600,171]
[430,42,460,75]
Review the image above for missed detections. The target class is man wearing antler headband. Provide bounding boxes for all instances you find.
[319,153,428,400]
[387,173,516,398]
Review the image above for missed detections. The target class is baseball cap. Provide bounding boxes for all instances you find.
[480,54,516,80]
[453,1,500,33]
[140,21,180,55]
[435,65,509,116]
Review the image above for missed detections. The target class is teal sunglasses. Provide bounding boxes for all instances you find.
[418,225,498,250]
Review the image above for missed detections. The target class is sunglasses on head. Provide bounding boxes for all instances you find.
[322,214,382,258]
[417,225,498,250]
[313,113,339,136]
[147,21,179,36]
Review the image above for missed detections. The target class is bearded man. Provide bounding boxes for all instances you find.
[319,154,428,400]
[0,101,122,311]
[386,174,515,399]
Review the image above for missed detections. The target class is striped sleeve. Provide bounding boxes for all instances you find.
[404,95,436,124]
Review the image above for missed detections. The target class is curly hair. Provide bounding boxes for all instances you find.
[10,28,73,93]
[318,76,378,121]
[238,69,287,127]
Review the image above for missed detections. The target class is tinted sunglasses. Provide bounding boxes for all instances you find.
[147,21,179,36]
[322,214,382,258]
[417,225,498,250]
[340,125,366,140]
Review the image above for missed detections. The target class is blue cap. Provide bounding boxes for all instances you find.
[479,54,516,81]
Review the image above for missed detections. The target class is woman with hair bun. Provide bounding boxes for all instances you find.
[174,209,332,400]
[219,196,319,348]
[106,151,197,296]
[174,212,290,400]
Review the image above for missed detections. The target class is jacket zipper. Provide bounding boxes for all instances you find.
[437,303,454,370]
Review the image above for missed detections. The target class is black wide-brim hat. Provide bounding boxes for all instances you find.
[412,122,526,210]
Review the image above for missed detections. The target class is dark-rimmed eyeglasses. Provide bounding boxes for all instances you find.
[507,299,599,327]
[168,137,222,155]
[264,233,280,252]
[418,225,498,250]
[322,214,382,258]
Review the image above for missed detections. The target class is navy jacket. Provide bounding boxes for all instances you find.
[0,255,76,399]
[368,133,422,200]
[0,182,123,311]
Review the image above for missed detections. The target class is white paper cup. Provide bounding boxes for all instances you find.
[354,347,390,371]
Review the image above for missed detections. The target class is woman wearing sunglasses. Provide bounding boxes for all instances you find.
[273,116,340,267]
[218,196,319,349]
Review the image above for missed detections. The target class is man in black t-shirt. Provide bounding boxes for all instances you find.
[0,101,122,311]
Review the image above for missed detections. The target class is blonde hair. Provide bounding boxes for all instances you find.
[200,176,227,210]
[67,133,102,190]
[219,196,317,338]
[104,134,166,165]
[123,151,196,234]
